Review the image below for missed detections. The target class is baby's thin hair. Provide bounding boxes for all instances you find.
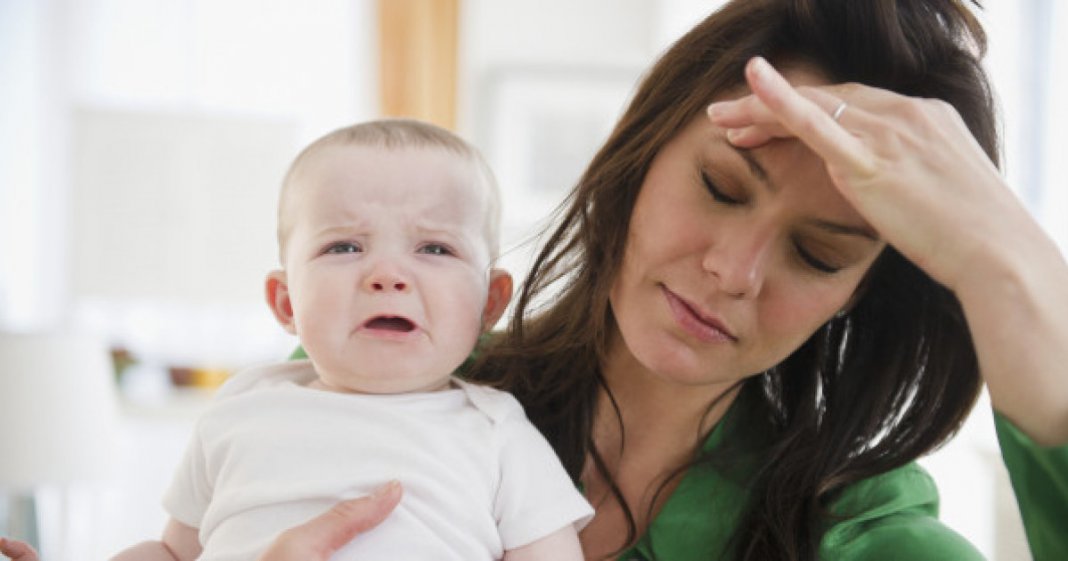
[276,118,501,263]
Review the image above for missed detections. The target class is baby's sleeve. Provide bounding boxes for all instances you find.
[161,422,213,530]
[492,414,594,551]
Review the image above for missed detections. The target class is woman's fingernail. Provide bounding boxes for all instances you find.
[726,128,743,142]
[749,56,772,80]
[706,102,722,118]
[372,480,400,498]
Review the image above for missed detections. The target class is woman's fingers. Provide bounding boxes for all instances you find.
[0,484,402,561]
[258,481,403,561]
[0,538,39,561]
[705,90,776,128]
[722,125,778,148]
[707,57,878,175]
[742,57,875,174]
[706,56,1018,290]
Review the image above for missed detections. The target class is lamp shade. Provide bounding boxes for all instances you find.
[0,331,119,490]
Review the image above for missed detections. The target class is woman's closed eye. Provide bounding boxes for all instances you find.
[793,240,844,274]
[701,171,743,205]
[700,166,855,274]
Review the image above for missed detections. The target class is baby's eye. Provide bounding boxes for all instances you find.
[418,243,454,256]
[325,242,361,254]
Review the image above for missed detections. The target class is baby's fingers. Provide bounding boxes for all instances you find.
[0,538,39,561]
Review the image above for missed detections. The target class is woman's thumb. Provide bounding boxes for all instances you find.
[260,480,403,561]
[318,481,403,551]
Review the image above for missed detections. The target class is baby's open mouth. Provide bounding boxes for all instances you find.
[364,316,416,332]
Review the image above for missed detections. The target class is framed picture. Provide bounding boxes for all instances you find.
[476,65,643,274]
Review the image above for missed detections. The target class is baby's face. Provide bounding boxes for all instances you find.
[277,144,500,393]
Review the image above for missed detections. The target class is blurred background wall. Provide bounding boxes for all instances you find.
[0,0,1063,558]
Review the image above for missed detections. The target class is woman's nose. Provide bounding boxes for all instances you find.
[702,230,773,299]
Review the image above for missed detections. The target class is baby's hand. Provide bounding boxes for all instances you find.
[0,537,39,561]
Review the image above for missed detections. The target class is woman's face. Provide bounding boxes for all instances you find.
[609,90,886,387]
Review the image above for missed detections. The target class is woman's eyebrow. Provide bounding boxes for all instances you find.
[727,143,775,192]
[806,218,880,241]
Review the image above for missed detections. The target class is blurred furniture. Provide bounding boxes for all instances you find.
[0,331,118,557]
[378,0,459,128]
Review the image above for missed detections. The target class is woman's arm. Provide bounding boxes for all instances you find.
[2,485,401,561]
[951,235,1068,446]
[707,57,1068,446]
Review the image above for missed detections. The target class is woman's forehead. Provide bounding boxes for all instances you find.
[670,112,875,236]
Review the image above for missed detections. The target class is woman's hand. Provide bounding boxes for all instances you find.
[257,481,403,561]
[706,56,1032,291]
[707,57,1068,445]
[1,485,401,561]
[0,538,38,561]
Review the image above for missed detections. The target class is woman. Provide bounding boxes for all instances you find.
[460,1,1067,558]
[264,1,1068,557]
[6,0,1064,560]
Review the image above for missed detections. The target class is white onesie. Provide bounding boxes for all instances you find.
[163,360,593,561]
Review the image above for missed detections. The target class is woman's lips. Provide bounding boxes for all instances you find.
[661,286,737,343]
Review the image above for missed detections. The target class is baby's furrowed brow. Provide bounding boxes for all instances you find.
[312,222,368,239]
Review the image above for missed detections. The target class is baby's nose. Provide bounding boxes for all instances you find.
[363,259,411,293]
[370,279,407,292]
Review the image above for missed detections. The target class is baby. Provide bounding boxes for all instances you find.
[113,119,592,561]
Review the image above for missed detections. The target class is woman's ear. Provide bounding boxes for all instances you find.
[266,270,298,335]
[481,268,513,332]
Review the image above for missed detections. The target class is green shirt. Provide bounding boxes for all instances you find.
[289,346,1067,559]
[618,402,1068,561]
[995,413,1068,561]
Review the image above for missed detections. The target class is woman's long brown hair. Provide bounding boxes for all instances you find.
[468,1,998,559]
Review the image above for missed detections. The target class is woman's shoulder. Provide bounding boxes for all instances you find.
[820,462,984,560]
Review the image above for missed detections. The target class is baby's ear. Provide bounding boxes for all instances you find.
[481,268,513,331]
[266,270,298,335]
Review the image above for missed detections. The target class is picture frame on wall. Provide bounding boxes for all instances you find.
[476,65,643,274]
